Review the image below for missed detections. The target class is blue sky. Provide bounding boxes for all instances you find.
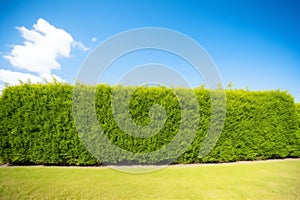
[0,0,299,101]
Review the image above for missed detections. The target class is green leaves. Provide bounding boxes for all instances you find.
[0,84,299,165]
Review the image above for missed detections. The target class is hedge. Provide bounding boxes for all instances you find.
[0,83,299,165]
[296,103,300,126]
[296,103,300,143]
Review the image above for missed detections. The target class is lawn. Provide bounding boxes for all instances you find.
[0,159,299,200]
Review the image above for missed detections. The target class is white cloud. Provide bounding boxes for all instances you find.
[0,69,43,85]
[92,37,97,42]
[3,18,88,75]
[4,18,72,74]
[1,18,88,91]
[0,84,4,94]
[73,41,89,51]
[0,69,65,86]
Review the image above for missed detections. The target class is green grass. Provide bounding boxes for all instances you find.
[1,159,300,200]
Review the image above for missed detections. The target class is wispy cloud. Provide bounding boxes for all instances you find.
[73,41,90,51]
[92,37,97,42]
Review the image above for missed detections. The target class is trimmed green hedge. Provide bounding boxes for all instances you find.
[0,83,97,165]
[296,103,300,146]
[0,83,299,165]
[296,103,300,126]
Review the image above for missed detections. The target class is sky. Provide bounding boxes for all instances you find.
[0,0,299,101]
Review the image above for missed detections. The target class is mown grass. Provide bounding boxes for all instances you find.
[0,159,299,200]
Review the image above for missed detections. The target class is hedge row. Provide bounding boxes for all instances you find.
[296,103,300,123]
[296,103,300,137]
[0,83,299,165]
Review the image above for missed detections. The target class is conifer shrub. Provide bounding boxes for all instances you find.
[0,83,299,165]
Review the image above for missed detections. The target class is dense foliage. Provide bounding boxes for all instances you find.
[296,103,300,125]
[296,103,300,138]
[0,83,299,165]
